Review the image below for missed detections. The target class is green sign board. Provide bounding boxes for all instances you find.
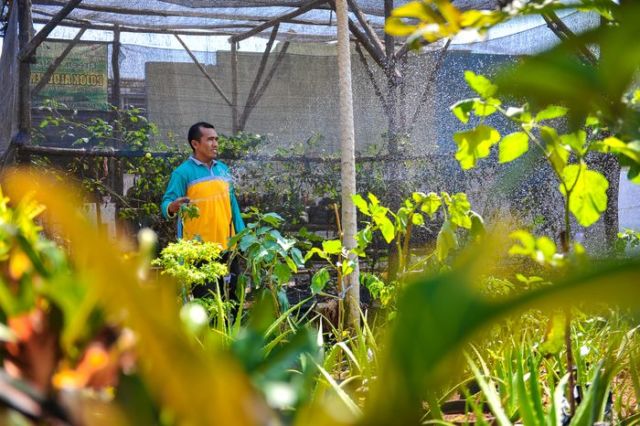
[31,41,108,111]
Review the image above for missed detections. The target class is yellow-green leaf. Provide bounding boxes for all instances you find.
[540,126,570,175]
[384,17,418,37]
[499,131,529,163]
[560,163,609,227]
[535,105,568,122]
[377,215,396,244]
[453,125,501,170]
[391,1,438,21]
[560,130,587,156]
[411,213,425,226]
[450,99,475,123]
[420,192,442,219]
[352,194,370,215]
[436,220,457,262]
[322,239,342,255]
[464,71,497,99]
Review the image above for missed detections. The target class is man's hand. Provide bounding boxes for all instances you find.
[168,197,190,215]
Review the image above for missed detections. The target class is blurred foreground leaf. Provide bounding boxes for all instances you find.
[361,248,640,425]
[496,1,640,134]
[2,168,272,426]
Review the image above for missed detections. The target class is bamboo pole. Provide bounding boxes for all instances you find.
[175,34,232,107]
[230,40,239,134]
[111,25,121,109]
[336,0,360,328]
[17,0,33,151]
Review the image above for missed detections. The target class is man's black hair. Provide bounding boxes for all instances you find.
[187,122,215,151]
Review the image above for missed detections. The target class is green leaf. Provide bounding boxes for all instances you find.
[509,230,562,267]
[304,247,329,262]
[352,194,370,215]
[447,193,472,229]
[560,163,609,227]
[341,259,355,277]
[285,256,298,274]
[290,247,305,268]
[411,213,425,226]
[322,239,342,255]
[498,131,529,163]
[469,211,485,238]
[420,192,442,219]
[411,192,427,203]
[453,125,501,170]
[464,71,497,99]
[535,105,568,122]
[540,126,569,175]
[540,313,566,355]
[472,98,500,117]
[450,99,475,123]
[273,262,292,285]
[559,130,587,156]
[376,215,396,244]
[261,212,284,226]
[436,220,458,262]
[311,267,330,294]
[355,227,373,255]
[594,137,640,164]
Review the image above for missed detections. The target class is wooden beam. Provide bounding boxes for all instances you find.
[238,24,279,130]
[229,0,329,43]
[33,0,335,25]
[111,25,121,109]
[407,39,451,139]
[354,41,389,115]
[18,0,83,62]
[346,0,386,61]
[18,0,33,145]
[327,0,399,78]
[542,11,597,66]
[16,143,449,163]
[347,16,387,70]
[32,25,87,96]
[239,41,290,130]
[31,17,241,36]
[230,41,239,133]
[174,34,232,107]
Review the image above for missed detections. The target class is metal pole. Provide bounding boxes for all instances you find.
[336,0,360,328]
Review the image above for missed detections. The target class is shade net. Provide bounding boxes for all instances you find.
[0,1,603,246]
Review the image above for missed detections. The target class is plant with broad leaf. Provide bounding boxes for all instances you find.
[227,208,305,315]
[452,71,640,250]
[353,191,484,277]
[305,192,483,319]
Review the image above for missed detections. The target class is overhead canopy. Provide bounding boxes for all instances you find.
[28,0,500,41]
[25,0,596,53]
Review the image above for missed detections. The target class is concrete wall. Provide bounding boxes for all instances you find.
[146,43,440,155]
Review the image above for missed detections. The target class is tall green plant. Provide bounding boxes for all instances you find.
[227,209,305,315]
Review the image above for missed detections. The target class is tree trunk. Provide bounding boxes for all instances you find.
[336,0,360,328]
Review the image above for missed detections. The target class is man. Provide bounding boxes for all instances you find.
[162,121,245,300]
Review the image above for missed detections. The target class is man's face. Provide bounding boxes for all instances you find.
[191,127,219,163]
